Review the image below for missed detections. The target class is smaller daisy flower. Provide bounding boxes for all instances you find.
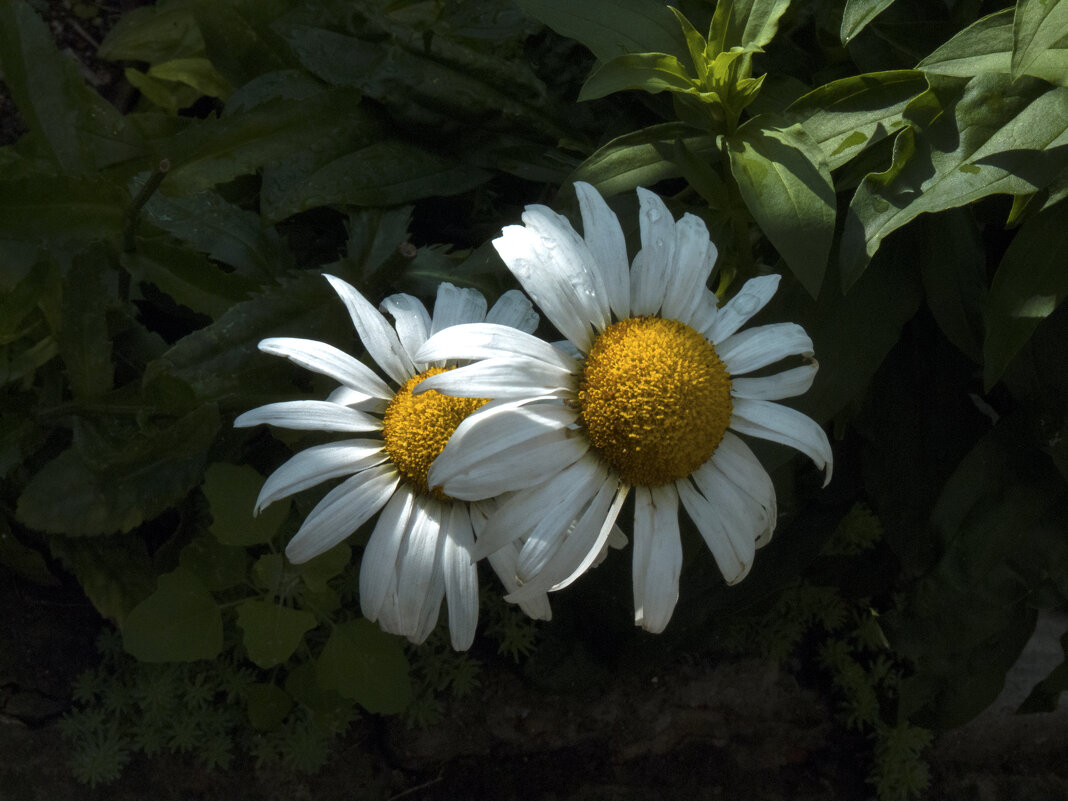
[410,183,833,632]
[235,275,548,649]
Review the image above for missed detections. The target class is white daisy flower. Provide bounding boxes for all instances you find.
[411,182,833,633]
[235,275,549,650]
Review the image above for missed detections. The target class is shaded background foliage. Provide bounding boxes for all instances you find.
[1,0,1067,796]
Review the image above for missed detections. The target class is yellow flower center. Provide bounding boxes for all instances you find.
[578,317,732,487]
[382,367,489,500]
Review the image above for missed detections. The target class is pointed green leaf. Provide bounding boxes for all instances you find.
[840,75,1068,288]
[123,567,223,662]
[983,200,1068,390]
[515,0,688,61]
[204,463,289,548]
[786,70,927,170]
[579,53,695,102]
[669,6,710,83]
[316,619,412,714]
[918,8,1068,85]
[840,0,899,44]
[727,119,835,297]
[0,174,128,246]
[722,0,793,50]
[236,600,317,669]
[98,2,204,63]
[1012,0,1068,81]
[149,58,233,100]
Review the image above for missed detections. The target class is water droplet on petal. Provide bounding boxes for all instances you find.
[540,235,558,252]
[734,292,761,316]
[645,207,662,223]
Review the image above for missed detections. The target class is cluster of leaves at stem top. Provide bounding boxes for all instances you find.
[2,0,1068,795]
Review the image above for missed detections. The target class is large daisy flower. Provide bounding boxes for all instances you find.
[235,275,549,650]
[411,182,833,633]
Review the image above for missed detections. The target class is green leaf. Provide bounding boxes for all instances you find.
[1013,0,1068,81]
[191,0,292,87]
[0,2,144,171]
[0,174,128,246]
[578,53,695,102]
[236,600,317,669]
[727,119,835,297]
[251,553,286,594]
[178,534,248,592]
[515,0,688,61]
[98,2,204,63]
[0,514,58,586]
[48,534,156,625]
[918,9,1068,85]
[840,75,1068,289]
[316,619,412,714]
[983,200,1068,390]
[123,567,223,662]
[16,405,220,536]
[299,543,351,593]
[713,0,793,51]
[786,69,928,170]
[840,0,899,45]
[58,245,116,400]
[204,463,289,548]
[571,123,719,198]
[148,58,233,100]
[246,682,292,731]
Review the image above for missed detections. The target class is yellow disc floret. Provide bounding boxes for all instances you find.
[578,317,732,487]
[382,367,489,500]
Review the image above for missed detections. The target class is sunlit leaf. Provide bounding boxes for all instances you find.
[579,53,695,102]
[1012,0,1068,82]
[316,619,412,714]
[123,567,223,662]
[713,0,793,51]
[727,119,835,297]
[983,200,1068,389]
[840,0,899,44]
[148,58,233,100]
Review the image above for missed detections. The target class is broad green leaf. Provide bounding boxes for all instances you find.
[158,88,369,195]
[124,67,201,114]
[916,210,985,363]
[178,534,248,592]
[123,567,223,662]
[142,189,288,279]
[98,1,205,63]
[983,200,1068,389]
[0,175,128,246]
[316,619,412,714]
[727,119,835,297]
[204,463,289,548]
[579,53,695,102]
[672,138,730,210]
[58,245,115,400]
[515,0,688,61]
[786,70,927,170]
[1012,0,1068,81]
[0,2,144,171]
[252,553,286,595]
[48,535,156,625]
[299,543,351,593]
[570,123,719,198]
[191,0,292,87]
[236,600,317,669]
[246,682,292,731]
[713,0,793,51]
[840,75,1068,289]
[840,0,899,44]
[148,58,233,100]
[918,9,1068,85]
[16,405,220,536]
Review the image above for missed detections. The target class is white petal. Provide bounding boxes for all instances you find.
[630,188,676,316]
[691,460,760,579]
[677,478,748,584]
[514,456,610,582]
[431,282,488,334]
[379,293,431,367]
[687,287,721,333]
[632,484,682,633]
[259,337,393,399]
[548,481,629,592]
[575,181,630,320]
[429,400,587,501]
[710,431,777,546]
[475,454,602,560]
[730,398,833,486]
[325,273,414,385]
[415,322,580,374]
[360,488,416,621]
[661,213,713,324]
[476,502,552,620]
[486,289,540,334]
[731,361,818,401]
[707,275,781,343]
[326,385,388,413]
[397,497,445,639]
[255,439,388,513]
[717,323,814,375]
[415,357,574,400]
[285,464,400,563]
[234,400,382,432]
[493,223,595,351]
[442,503,479,650]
